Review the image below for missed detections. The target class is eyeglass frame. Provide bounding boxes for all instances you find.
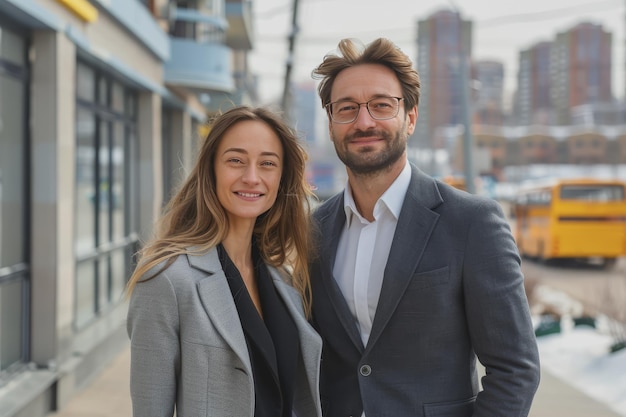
[325,96,404,124]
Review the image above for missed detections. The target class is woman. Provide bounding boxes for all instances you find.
[126,106,322,417]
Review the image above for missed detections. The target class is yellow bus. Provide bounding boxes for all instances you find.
[513,178,626,269]
[442,176,467,191]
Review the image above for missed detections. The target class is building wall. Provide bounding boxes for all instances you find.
[0,1,210,416]
[451,125,626,179]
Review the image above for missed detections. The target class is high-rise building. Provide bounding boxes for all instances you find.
[516,41,553,125]
[551,22,612,125]
[473,60,504,126]
[292,82,344,199]
[416,9,472,150]
[294,82,318,145]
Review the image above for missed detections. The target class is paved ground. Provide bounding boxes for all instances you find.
[46,340,623,417]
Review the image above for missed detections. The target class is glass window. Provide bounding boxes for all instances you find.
[110,250,126,302]
[560,184,625,202]
[125,93,136,119]
[112,123,125,241]
[97,77,109,107]
[98,121,111,244]
[75,260,96,328]
[112,82,124,114]
[0,24,28,377]
[0,27,24,65]
[74,62,139,329]
[98,256,109,310]
[126,128,139,236]
[0,279,23,371]
[76,63,95,102]
[0,74,25,267]
[75,108,96,258]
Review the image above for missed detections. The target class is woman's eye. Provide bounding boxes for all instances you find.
[261,161,278,167]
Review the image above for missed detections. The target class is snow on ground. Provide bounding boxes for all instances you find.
[534,285,626,416]
[538,326,626,416]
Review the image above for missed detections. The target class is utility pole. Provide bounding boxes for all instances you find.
[459,44,476,194]
[448,2,475,194]
[281,0,300,124]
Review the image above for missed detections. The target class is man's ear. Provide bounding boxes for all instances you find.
[406,106,418,135]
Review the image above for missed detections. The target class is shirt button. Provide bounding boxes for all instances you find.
[359,364,371,376]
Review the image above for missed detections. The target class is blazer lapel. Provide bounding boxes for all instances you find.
[189,249,252,374]
[317,196,366,352]
[366,165,443,351]
[270,269,322,389]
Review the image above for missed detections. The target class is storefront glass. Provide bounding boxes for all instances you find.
[0,23,28,378]
[74,61,138,329]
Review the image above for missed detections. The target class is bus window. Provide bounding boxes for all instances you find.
[559,185,625,202]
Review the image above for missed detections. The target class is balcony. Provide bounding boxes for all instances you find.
[226,0,254,50]
[164,8,234,93]
[165,38,234,92]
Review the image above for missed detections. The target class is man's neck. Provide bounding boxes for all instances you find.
[347,159,406,221]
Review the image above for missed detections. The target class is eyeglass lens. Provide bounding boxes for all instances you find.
[330,97,400,123]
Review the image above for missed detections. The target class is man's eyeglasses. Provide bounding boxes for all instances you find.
[325,96,404,124]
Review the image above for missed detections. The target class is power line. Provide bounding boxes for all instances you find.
[479,0,621,27]
[257,0,621,43]
[255,2,291,19]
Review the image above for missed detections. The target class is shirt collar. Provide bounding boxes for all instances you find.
[343,160,411,224]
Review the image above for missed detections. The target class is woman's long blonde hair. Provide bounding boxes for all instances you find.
[126,106,315,316]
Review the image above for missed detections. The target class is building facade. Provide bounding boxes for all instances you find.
[472,60,504,126]
[0,1,253,416]
[416,9,472,151]
[551,22,612,125]
[516,41,553,125]
[451,124,626,180]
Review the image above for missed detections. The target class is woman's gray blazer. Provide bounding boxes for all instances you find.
[127,248,322,417]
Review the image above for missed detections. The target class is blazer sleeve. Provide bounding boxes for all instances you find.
[462,198,541,416]
[127,271,180,417]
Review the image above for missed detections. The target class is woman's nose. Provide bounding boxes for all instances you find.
[241,165,260,184]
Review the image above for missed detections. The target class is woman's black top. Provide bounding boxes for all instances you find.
[218,243,299,417]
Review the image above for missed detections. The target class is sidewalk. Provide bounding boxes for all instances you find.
[46,343,623,417]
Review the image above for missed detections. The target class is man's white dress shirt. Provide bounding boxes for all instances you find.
[333,161,411,347]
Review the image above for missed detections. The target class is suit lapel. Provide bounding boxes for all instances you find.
[190,249,252,374]
[366,165,443,351]
[317,196,366,352]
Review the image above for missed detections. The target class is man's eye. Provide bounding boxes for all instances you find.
[337,103,357,113]
[372,101,391,109]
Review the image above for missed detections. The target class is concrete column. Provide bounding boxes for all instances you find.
[137,92,163,241]
[30,30,76,366]
[170,110,193,189]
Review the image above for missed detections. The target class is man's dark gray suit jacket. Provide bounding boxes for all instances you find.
[310,163,540,417]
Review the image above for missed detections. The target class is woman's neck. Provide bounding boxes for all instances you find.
[221,225,254,272]
[222,223,262,318]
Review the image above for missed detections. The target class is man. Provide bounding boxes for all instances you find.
[309,38,540,417]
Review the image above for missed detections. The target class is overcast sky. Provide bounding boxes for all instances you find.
[249,0,625,109]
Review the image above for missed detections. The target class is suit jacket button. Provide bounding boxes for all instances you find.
[359,364,371,376]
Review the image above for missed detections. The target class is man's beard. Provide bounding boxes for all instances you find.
[332,126,407,176]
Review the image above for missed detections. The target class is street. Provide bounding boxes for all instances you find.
[522,255,626,324]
